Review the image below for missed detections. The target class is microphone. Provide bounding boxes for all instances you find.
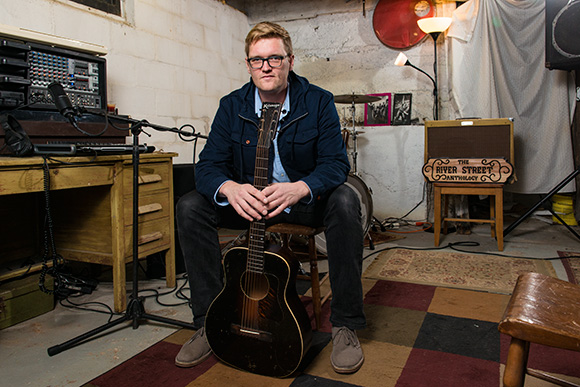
[47,82,78,125]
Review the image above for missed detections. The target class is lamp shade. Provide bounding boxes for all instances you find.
[417,17,452,34]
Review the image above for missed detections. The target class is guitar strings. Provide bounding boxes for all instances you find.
[242,105,280,332]
[243,152,268,330]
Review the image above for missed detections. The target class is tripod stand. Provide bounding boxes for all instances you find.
[503,166,580,241]
[47,113,206,356]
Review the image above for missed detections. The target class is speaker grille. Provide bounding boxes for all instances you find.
[425,119,514,165]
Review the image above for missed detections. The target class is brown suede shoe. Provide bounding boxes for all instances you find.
[175,327,212,367]
[330,326,364,374]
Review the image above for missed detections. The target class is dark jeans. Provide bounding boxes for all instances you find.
[175,183,366,330]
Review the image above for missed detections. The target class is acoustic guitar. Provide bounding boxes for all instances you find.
[205,103,313,377]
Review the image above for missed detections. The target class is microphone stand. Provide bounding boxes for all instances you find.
[47,111,207,356]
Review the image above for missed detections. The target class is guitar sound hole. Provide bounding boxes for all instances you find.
[241,271,269,300]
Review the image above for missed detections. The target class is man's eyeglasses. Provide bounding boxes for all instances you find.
[246,55,287,69]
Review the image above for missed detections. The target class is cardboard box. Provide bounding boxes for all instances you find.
[0,273,55,330]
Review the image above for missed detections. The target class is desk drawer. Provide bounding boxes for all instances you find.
[0,164,114,195]
[123,191,171,225]
[123,161,170,196]
[123,217,171,259]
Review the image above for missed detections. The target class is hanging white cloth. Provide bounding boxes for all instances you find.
[447,0,576,194]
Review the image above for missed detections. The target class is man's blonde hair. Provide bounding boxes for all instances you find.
[245,21,293,57]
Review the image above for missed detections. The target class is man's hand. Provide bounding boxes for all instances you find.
[219,181,268,221]
[262,181,310,219]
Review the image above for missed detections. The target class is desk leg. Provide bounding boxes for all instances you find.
[434,185,442,246]
[113,257,127,312]
[165,247,176,288]
[110,165,127,313]
[165,166,176,289]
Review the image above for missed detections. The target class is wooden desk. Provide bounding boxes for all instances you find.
[0,152,177,312]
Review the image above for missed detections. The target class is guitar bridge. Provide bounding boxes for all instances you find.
[231,324,273,342]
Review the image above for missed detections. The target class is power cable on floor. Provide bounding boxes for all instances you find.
[58,273,192,319]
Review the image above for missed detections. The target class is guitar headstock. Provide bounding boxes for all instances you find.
[258,103,282,148]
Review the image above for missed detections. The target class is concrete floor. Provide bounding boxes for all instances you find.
[2,207,580,387]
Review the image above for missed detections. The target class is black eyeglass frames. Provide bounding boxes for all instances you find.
[246,55,287,69]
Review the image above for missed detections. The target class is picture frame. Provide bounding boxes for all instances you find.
[364,93,391,126]
[392,93,412,126]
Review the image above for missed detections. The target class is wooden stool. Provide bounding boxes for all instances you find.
[498,272,580,387]
[434,182,504,251]
[267,223,331,330]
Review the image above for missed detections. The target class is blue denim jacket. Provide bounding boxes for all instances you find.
[195,71,350,205]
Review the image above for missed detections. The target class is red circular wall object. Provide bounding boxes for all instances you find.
[373,0,435,49]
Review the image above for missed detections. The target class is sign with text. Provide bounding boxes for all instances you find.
[422,158,514,183]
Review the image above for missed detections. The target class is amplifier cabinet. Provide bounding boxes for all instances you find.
[424,118,514,166]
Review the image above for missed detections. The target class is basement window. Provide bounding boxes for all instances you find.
[70,0,121,16]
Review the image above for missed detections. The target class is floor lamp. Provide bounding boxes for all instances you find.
[417,16,452,120]
[395,17,452,121]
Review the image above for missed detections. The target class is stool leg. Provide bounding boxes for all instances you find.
[308,235,322,330]
[443,193,449,235]
[503,337,529,387]
[490,195,496,238]
[280,233,290,248]
[434,185,442,246]
[496,188,504,251]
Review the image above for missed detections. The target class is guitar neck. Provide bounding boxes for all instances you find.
[247,103,282,272]
[253,144,270,191]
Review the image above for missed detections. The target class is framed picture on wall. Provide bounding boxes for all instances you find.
[392,93,412,125]
[364,93,391,126]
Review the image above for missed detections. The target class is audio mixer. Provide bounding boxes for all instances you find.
[0,37,106,111]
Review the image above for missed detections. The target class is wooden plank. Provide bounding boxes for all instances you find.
[443,217,495,224]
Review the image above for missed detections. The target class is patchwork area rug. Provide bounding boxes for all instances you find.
[364,249,557,294]
[85,277,580,387]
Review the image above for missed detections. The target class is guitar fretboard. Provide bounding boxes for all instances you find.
[247,103,282,274]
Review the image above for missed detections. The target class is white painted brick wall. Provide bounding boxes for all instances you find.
[0,0,249,165]
[0,0,429,219]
